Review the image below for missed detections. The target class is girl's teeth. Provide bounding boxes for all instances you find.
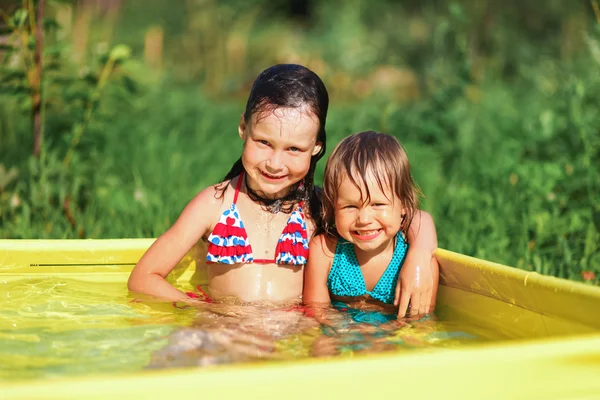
[355,229,379,236]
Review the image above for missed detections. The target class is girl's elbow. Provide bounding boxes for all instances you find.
[127,270,147,293]
[127,275,140,293]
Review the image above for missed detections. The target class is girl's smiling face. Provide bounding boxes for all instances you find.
[239,107,322,199]
[334,168,404,255]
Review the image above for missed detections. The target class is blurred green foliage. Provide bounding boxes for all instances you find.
[0,0,598,284]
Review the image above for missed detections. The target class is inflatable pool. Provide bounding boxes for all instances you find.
[1,239,600,399]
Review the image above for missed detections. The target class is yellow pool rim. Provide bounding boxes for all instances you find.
[1,239,600,399]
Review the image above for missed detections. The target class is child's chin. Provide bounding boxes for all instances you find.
[354,243,378,252]
[350,237,391,253]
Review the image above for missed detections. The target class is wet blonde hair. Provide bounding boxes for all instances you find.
[321,131,422,237]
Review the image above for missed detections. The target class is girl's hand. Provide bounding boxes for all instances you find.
[396,211,438,318]
[394,247,435,318]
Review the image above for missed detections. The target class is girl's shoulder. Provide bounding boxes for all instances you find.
[185,178,236,217]
[167,180,233,243]
[309,233,338,260]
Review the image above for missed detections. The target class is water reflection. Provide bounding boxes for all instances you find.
[147,299,479,369]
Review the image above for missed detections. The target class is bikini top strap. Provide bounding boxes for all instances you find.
[233,171,244,204]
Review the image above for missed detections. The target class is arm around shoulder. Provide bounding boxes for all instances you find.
[406,210,437,254]
[396,210,439,317]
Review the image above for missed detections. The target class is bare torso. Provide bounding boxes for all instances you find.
[199,180,312,303]
[206,261,303,302]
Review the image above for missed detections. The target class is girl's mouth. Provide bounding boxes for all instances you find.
[260,170,286,181]
[351,229,382,240]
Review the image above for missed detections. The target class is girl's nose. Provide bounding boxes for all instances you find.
[266,150,283,170]
[357,207,373,224]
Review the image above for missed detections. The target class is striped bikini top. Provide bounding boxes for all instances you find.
[206,173,309,265]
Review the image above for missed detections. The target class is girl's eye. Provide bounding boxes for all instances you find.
[373,203,387,207]
[343,205,357,210]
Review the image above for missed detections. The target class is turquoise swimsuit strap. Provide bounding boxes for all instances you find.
[326,233,408,304]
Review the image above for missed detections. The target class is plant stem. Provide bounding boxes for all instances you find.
[63,56,116,168]
[32,0,44,157]
[592,0,600,24]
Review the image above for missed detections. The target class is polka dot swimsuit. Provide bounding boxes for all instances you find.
[326,233,408,304]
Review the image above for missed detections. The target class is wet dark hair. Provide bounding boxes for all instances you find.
[216,64,329,225]
[321,131,422,238]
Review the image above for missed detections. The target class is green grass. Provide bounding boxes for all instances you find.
[1,71,599,283]
[0,1,598,285]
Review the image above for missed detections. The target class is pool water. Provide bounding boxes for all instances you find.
[0,276,509,382]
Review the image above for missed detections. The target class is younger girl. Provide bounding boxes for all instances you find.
[303,131,439,317]
[128,65,437,312]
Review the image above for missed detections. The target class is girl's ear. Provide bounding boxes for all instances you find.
[312,142,323,156]
[238,113,247,140]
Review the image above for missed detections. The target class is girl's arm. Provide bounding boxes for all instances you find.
[303,235,339,327]
[394,210,439,318]
[127,185,222,302]
[302,234,335,305]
